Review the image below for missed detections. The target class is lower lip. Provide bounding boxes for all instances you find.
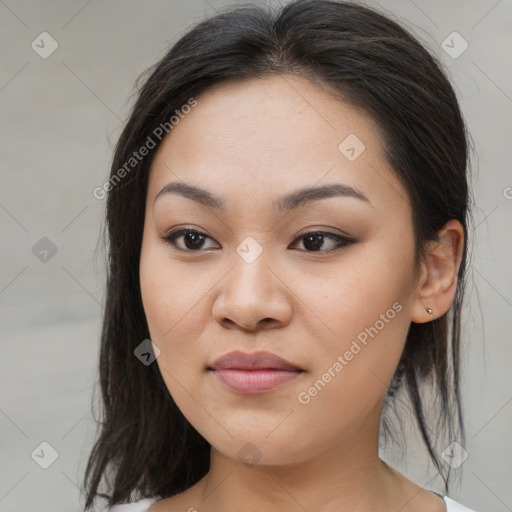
[210,368,302,393]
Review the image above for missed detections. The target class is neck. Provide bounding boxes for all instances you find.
[191,400,408,512]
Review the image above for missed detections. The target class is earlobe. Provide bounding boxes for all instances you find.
[410,220,465,323]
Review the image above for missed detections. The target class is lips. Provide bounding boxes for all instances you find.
[208,350,304,394]
[209,350,303,371]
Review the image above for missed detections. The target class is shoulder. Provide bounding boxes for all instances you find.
[101,494,479,512]
[444,496,479,512]
[102,497,159,512]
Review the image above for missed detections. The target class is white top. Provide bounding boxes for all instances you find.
[103,495,478,511]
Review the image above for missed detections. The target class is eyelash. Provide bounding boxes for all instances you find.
[162,227,356,254]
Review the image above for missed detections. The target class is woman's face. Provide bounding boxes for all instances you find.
[140,75,421,466]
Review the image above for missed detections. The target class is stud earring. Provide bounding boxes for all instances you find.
[426,307,433,317]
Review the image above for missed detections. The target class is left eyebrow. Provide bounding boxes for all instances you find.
[274,183,370,213]
[153,181,370,213]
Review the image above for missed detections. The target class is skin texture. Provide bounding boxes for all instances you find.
[139,75,464,512]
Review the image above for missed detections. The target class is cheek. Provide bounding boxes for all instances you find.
[296,240,413,344]
[140,239,201,339]
[140,261,202,419]
[292,298,411,455]
[292,240,415,407]
[139,241,214,399]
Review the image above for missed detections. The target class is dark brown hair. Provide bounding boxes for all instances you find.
[83,1,473,509]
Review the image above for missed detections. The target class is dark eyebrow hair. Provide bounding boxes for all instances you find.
[153,181,370,213]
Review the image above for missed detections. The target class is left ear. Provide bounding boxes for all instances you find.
[410,219,465,323]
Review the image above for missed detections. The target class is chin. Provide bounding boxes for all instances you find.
[205,428,319,468]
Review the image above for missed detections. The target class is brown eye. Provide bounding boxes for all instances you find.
[162,229,219,251]
[290,231,355,253]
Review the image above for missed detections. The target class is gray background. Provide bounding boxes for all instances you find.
[0,1,511,511]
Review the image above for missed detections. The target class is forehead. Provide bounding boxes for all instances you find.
[147,75,409,216]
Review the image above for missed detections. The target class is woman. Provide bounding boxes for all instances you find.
[83,1,477,511]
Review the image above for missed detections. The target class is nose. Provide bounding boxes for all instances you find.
[211,253,293,332]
